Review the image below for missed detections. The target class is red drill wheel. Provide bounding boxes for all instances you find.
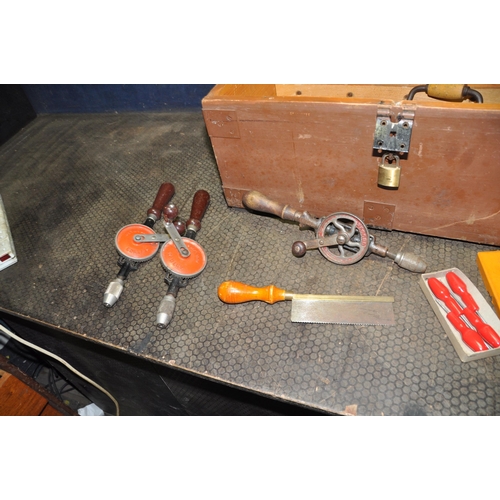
[115,223,159,262]
[316,212,370,265]
[160,238,207,279]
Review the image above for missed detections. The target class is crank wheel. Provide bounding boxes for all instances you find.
[316,213,370,265]
[160,238,207,279]
[115,223,159,262]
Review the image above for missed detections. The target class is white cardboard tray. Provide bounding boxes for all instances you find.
[420,267,500,362]
[0,195,17,271]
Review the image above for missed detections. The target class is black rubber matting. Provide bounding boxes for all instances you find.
[0,112,499,416]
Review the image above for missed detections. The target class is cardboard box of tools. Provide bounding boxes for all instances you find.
[420,267,500,362]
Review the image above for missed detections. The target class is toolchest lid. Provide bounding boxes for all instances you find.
[203,84,500,108]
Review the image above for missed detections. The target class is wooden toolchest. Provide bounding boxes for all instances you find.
[202,84,500,246]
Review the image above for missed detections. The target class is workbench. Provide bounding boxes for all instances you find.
[0,111,498,416]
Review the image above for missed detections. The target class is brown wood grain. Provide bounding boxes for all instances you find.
[0,373,48,415]
[202,85,500,245]
[213,84,276,97]
[0,355,77,416]
[276,84,500,104]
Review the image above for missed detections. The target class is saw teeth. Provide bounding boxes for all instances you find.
[293,320,395,326]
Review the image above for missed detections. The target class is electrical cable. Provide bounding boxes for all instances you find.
[0,323,120,416]
[32,363,44,379]
[59,383,75,395]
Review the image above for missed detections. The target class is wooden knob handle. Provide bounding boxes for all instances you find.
[217,281,286,304]
[173,219,186,236]
[147,183,175,219]
[163,203,178,222]
[187,190,210,231]
[292,241,307,257]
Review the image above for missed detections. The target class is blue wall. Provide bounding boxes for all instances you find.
[22,84,215,114]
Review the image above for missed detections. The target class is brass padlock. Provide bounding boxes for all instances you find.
[378,154,401,188]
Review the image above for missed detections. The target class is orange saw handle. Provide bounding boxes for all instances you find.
[218,281,287,304]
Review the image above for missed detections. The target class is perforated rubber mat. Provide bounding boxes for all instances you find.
[0,112,499,416]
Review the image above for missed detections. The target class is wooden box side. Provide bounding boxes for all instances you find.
[202,85,500,246]
[275,84,500,105]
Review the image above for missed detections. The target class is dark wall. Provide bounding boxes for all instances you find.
[0,85,37,147]
[1,84,214,147]
[22,84,215,114]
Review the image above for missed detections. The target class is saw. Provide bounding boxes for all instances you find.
[218,281,395,326]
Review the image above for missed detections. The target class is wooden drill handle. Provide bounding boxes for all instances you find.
[242,190,299,222]
[218,281,287,304]
[187,190,210,232]
[147,183,175,219]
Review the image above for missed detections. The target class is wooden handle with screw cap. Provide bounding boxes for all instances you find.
[218,281,287,304]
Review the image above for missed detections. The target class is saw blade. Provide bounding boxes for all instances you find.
[290,298,395,326]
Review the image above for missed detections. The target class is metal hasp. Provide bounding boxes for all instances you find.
[373,105,415,155]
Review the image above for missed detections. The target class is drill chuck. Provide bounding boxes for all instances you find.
[103,278,125,307]
[156,294,176,328]
[390,251,427,273]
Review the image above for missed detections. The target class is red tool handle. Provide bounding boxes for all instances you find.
[461,307,500,348]
[187,190,210,233]
[447,312,488,352]
[445,272,479,312]
[147,183,175,220]
[427,278,463,316]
